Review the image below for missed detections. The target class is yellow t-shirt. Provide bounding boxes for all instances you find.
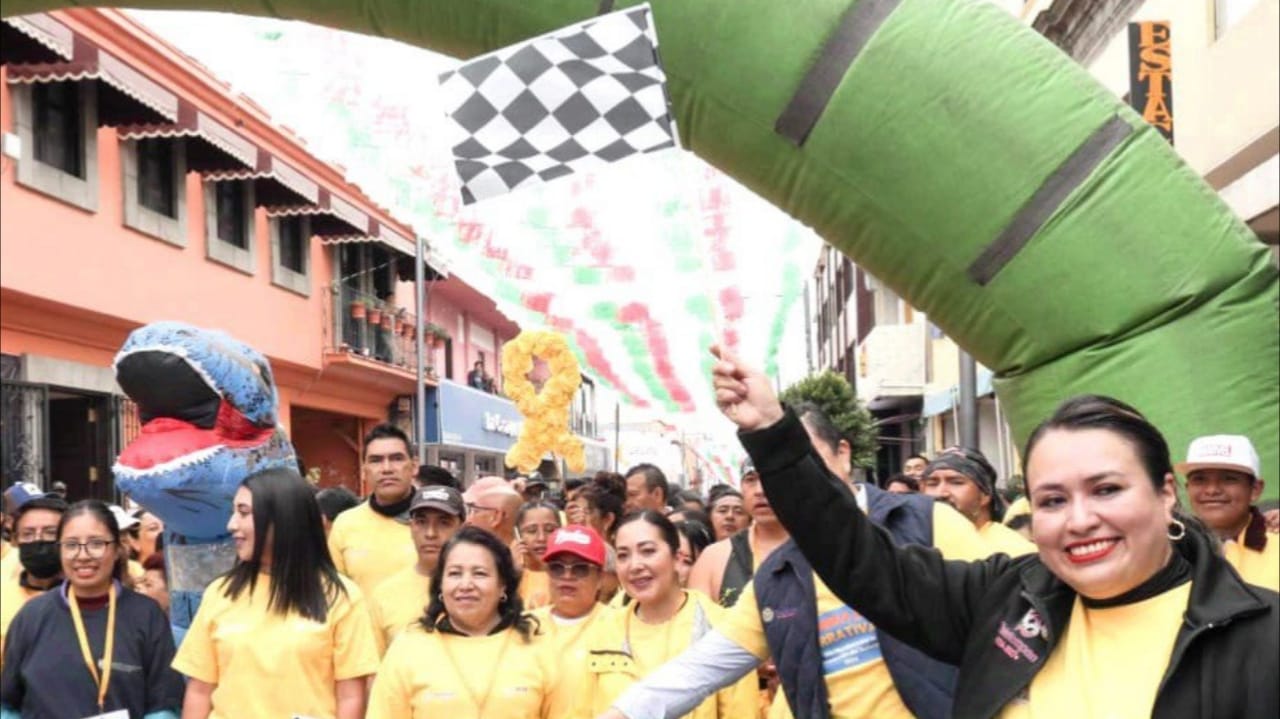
[520,568,552,610]
[723,580,913,719]
[1003,497,1031,525]
[367,624,562,719]
[978,521,1037,558]
[579,590,757,719]
[999,582,1191,719]
[0,549,19,581]
[930,502,995,562]
[127,559,146,582]
[0,538,9,560]
[0,572,45,670]
[327,502,416,597]
[532,603,614,718]
[369,566,432,656]
[172,573,380,719]
[1223,530,1280,592]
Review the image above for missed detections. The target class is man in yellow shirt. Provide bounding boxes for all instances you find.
[0,493,67,663]
[1177,434,1279,591]
[369,484,464,653]
[327,424,419,596]
[921,447,1035,557]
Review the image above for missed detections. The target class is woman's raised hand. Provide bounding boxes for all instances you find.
[710,344,785,432]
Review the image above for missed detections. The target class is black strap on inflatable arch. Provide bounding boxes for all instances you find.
[774,0,904,146]
[967,114,1134,286]
[598,0,616,14]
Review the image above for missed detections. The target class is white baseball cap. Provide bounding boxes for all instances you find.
[1174,435,1260,479]
[109,505,140,531]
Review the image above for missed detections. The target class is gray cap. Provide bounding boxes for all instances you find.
[409,485,465,518]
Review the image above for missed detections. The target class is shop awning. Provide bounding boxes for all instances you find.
[288,189,372,238]
[921,367,997,418]
[1,14,74,66]
[117,100,257,173]
[6,36,178,126]
[202,149,320,210]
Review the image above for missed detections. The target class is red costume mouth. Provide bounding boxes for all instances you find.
[116,401,275,471]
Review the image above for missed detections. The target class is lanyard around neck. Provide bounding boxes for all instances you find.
[69,585,117,712]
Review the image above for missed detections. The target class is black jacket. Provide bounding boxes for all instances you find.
[743,409,1279,719]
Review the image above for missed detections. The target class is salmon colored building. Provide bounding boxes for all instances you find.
[0,9,522,499]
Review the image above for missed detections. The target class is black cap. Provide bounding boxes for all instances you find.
[408,485,465,518]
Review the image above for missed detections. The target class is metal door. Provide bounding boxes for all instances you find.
[0,379,50,488]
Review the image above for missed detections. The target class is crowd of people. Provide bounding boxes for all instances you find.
[0,349,1276,718]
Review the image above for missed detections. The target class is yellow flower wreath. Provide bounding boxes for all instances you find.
[501,331,586,473]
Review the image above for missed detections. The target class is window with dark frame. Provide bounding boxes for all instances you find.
[277,216,307,274]
[214,181,248,249]
[32,82,83,177]
[137,138,176,218]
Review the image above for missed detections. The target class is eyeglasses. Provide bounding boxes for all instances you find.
[466,503,498,516]
[17,528,59,543]
[547,561,597,580]
[59,539,114,558]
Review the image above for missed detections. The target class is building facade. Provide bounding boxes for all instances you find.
[0,9,582,496]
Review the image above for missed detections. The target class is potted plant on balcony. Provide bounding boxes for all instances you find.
[380,305,395,331]
[349,298,367,320]
[366,302,383,326]
[425,323,450,349]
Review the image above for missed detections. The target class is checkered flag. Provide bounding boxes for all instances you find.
[438,4,677,205]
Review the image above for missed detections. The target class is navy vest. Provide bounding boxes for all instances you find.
[754,485,958,719]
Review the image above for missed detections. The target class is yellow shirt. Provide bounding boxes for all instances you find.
[532,603,615,718]
[127,559,146,582]
[978,520,1037,558]
[0,572,45,669]
[172,573,380,719]
[999,582,1191,719]
[0,549,19,581]
[1222,530,1280,592]
[368,624,561,719]
[724,580,913,719]
[327,501,416,597]
[369,565,432,656]
[0,538,9,560]
[930,502,995,562]
[1003,497,1031,525]
[579,589,757,719]
[520,568,552,610]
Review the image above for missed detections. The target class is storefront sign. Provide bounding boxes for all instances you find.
[1128,21,1174,143]
[426,380,524,452]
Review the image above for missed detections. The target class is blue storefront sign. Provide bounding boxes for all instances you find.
[426,380,523,453]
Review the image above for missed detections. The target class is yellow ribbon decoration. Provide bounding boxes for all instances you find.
[501,331,586,473]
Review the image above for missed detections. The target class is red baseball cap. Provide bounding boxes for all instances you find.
[542,524,607,567]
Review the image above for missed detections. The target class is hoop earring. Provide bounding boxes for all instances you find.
[1167,518,1186,541]
[499,592,509,603]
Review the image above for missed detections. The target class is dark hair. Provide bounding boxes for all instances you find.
[670,508,712,531]
[563,477,587,493]
[581,473,626,539]
[417,465,460,489]
[674,519,713,561]
[707,488,744,511]
[623,463,669,502]
[1024,395,1173,491]
[362,423,412,456]
[58,500,129,585]
[315,486,360,522]
[142,551,166,575]
[616,510,680,555]
[223,468,347,623]
[516,501,562,527]
[884,473,919,492]
[674,489,704,510]
[421,526,539,641]
[793,401,845,453]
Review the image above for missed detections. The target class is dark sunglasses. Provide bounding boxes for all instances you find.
[547,561,597,579]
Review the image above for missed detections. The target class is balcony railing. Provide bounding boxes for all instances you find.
[329,285,426,373]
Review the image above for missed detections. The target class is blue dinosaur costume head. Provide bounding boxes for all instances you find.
[112,321,297,637]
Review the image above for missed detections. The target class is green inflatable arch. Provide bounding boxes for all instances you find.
[4,0,1277,491]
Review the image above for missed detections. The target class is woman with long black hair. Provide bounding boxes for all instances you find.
[368,526,565,718]
[0,500,184,718]
[173,469,379,719]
